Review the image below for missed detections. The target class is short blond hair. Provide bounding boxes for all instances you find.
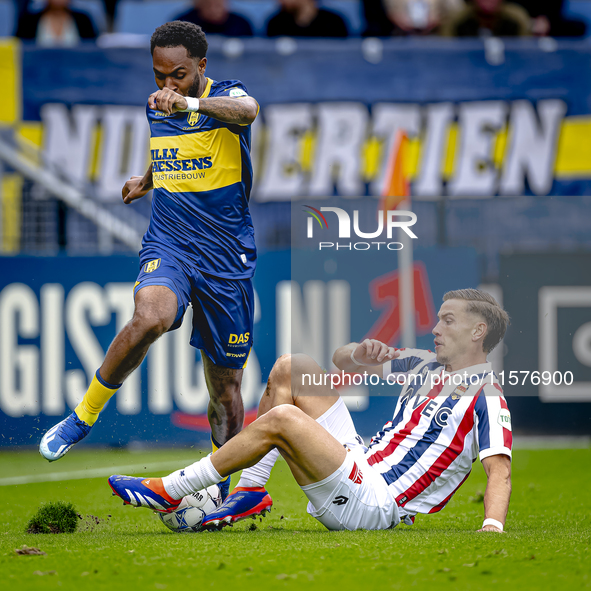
[443,289,510,353]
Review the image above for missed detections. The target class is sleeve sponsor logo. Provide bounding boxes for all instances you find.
[229,88,248,98]
[498,408,512,431]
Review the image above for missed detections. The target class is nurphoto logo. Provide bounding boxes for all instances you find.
[303,205,417,251]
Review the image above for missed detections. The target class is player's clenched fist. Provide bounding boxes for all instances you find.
[353,339,399,365]
[148,88,188,115]
[122,175,152,205]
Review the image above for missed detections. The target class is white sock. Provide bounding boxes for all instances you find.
[162,456,222,499]
[236,399,347,489]
[237,448,280,488]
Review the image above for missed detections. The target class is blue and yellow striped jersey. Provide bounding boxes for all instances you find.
[143,77,257,279]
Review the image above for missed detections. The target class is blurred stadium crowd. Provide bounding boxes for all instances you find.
[2,0,590,42]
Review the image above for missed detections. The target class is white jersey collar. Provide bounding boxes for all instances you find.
[444,362,492,376]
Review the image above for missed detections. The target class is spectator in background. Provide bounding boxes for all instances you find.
[267,0,348,37]
[387,0,465,35]
[512,0,586,37]
[175,0,253,36]
[16,0,98,45]
[362,0,398,36]
[102,0,119,32]
[441,0,531,36]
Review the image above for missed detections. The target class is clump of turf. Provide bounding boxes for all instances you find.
[26,501,78,534]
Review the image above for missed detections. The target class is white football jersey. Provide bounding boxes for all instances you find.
[366,348,512,516]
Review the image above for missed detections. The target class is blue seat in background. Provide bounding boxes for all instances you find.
[230,0,364,36]
[321,0,363,35]
[114,0,191,35]
[0,0,15,36]
[71,0,108,32]
[563,0,591,36]
[114,0,365,37]
[228,0,276,35]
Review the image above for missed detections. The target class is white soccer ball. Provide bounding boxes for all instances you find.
[158,485,222,533]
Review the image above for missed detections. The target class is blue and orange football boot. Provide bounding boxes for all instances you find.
[108,475,181,513]
[39,412,93,462]
[201,487,273,530]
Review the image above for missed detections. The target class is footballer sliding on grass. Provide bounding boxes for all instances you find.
[109,289,513,532]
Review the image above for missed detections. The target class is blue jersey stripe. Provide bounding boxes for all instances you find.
[391,355,424,373]
[474,393,491,451]
[369,402,406,449]
[381,394,464,485]
[379,371,491,486]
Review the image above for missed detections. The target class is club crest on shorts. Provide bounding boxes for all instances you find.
[188,112,199,126]
[144,258,161,273]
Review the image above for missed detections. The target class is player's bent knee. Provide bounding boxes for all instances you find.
[262,404,304,439]
[270,354,292,381]
[291,353,322,376]
[131,310,173,342]
[270,353,320,385]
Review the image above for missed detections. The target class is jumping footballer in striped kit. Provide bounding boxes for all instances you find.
[109,289,513,533]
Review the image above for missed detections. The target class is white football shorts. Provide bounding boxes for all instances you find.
[301,399,399,531]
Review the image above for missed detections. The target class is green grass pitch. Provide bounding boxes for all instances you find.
[0,447,589,590]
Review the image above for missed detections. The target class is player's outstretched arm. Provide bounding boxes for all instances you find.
[122,165,153,205]
[197,97,259,125]
[332,340,399,375]
[479,454,512,532]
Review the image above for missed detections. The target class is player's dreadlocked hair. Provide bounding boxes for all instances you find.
[443,289,510,354]
[151,21,208,59]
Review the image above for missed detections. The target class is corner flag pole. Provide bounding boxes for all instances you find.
[380,130,415,348]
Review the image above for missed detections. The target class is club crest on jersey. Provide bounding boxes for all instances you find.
[187,112,199,126]
[451,384,468,400]
[144,259,161,273]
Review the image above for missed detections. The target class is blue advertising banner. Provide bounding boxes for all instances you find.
[6,38,591,202]
[0,247,478,446]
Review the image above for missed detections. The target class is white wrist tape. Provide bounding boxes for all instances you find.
[482,518,504,531]
[350,349,364,366]
[178,97,200,112]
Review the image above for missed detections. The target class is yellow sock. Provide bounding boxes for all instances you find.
[74,371,121,426]
[211,436,229,483]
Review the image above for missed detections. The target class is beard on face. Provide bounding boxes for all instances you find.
[436,349,450,365]
[187,75,201,98]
